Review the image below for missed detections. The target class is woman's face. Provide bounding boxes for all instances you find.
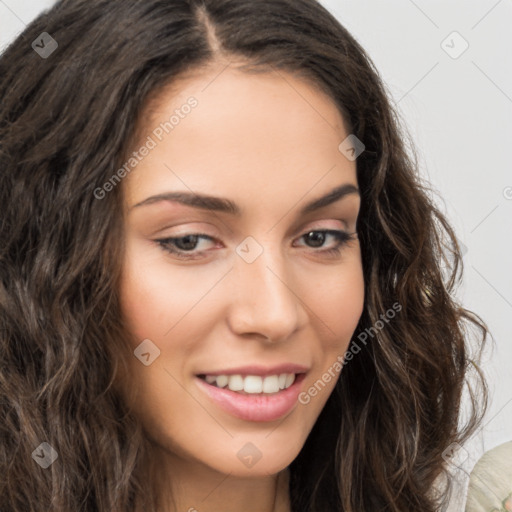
[119,63,364,478]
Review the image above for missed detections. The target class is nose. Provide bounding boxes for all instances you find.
[227,243,307,343]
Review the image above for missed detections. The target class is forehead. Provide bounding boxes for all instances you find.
[123,64,357,211]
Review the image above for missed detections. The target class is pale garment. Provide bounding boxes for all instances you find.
[465,441,512,512]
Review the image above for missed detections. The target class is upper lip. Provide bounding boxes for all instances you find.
[196,363,309,377]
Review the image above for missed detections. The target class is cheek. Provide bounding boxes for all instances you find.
[120,272,173,344]
[117,253,203,443]
[118,245,203,344]
[295,260,364,415]
[308,256,365,352]
[338,272,364,343]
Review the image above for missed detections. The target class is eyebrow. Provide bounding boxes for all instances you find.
[132,183,359,216]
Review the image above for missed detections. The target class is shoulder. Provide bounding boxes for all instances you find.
[465,441,512,512]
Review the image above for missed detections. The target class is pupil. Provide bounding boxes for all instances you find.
[307,231,324,248]
[177,235,198,250]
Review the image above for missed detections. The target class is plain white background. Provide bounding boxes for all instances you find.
[1,0,511,506]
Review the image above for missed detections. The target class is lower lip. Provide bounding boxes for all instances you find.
[195,374,306,422]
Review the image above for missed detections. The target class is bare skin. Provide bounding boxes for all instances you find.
[118,61,364,511]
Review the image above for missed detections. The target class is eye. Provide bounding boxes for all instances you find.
[155,229,357,260]
[156,234,215,259]
[293,230,357,256]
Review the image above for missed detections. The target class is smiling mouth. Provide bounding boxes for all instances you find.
[197,373,298,395]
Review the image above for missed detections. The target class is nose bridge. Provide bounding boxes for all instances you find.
[229,235,303,340]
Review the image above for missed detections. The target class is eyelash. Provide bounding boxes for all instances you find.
[155,229,357,260]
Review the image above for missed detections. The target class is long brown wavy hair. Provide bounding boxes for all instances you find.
[0,0,489,510]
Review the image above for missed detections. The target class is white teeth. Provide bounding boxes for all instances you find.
[244,376,263,393]
[203,373,297,394]
[262,375,280,393]
[228,374,244,391]
[215,375,229,388]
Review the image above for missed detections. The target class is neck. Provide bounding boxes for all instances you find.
[147,445,291,512]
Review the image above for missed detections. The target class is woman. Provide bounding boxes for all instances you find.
[0,0,489,510]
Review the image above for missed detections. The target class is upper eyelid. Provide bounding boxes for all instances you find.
[155,218,351,238]
[158,225,350,239]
